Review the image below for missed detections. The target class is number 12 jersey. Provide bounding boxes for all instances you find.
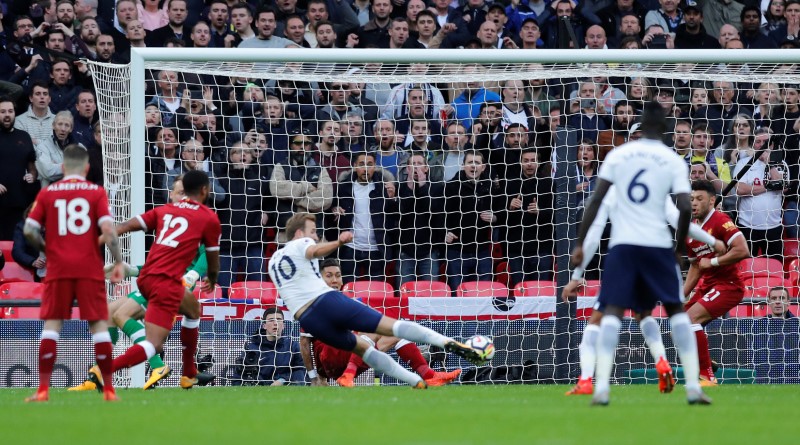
[136,198,221,282]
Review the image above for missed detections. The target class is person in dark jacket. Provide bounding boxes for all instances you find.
[332,152,398,284]
[443,150,502,292]
[12,204,45,281]
[229,307,306,386]
[216,143,270,293]
[502,149,554,286]
[397,152,445,288]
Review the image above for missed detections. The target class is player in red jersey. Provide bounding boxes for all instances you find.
[299,259,462,387]
[684,180,750,385]
[91,170,222,389]
[23,145,126,402]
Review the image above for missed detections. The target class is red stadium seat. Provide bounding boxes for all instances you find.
[0,241,12,260]
[399,281,451,298]
[752,304,769,318]
[342,281,395,300]
[0,282,44,319]
[727,305,752,318]
[193,284,223,300]
[744,276,789,299]
[787,259,800,299]
[791,304,800,317]
[578,280,601,297]
[784,238,800,263]
[456,281,509,298]
[650,305,668,318]
[737,257,783,279]
[229,281,278,304]
[494,261,509,288]
[513,280,557,298]
[0,262,35,284]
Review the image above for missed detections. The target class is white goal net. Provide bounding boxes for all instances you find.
[82,48,800,387]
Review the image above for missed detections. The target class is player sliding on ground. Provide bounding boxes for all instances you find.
[563,183,727,395]
[85,170,222,392]
[270,212,484,388]
[299,259,462,387]
[23,145,126,402]
[71,176,214,391]
[573,102,711,406]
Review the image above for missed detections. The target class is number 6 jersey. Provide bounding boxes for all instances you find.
[268,237,337,315]
[26,175,114,281]
[136,197,221,282]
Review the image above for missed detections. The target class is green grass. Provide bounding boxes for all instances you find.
[1,385,798,445]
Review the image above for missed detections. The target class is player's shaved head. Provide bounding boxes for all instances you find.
[639,101,666,138]
[62,144,89,173]
[181,170,210,196]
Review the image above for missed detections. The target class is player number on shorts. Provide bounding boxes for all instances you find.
[155,214,189,248]
[54,198,91,236]
[627,169,650,204]
[702,289,720,302]
[271,256,297,286]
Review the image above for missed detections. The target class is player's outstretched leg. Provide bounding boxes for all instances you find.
[89,321,117,401]
[666,308,711,405]
[639,315,674,394]
[26,328,60,402]
[592,313,622,406]
[354,339,426,389]
[179,318,201,389]
[691,323,717,386]
[387,320,484,365]
[567,319,600,396]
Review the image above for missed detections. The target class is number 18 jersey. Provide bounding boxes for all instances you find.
[268,237,339,315]
[136,198,221,282]
[599,139,691,249]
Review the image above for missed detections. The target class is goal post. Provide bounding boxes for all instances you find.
[84,48,800,387]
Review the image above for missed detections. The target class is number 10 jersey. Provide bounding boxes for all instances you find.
[136,198,221,282]
[268,237,338,315]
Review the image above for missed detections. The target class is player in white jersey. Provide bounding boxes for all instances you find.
[563,187,727,396]
[572,102,711,406]
[268,212,484,388]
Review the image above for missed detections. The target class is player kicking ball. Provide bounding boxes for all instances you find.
[573,102,711,406]
[23,145,126,402]
[72,176,213,391]
[270,212,483,389]
[299,259,462,387]
[563,185,727,396]
[85,170,222,392]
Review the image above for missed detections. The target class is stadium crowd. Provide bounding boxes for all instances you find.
[1,0,800,298]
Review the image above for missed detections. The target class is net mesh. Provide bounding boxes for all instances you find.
[74,54,800,387]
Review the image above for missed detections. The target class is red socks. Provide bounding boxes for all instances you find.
[37,337,58,394]
[397,343,435,379]
[112,344,148,372]
[694,329,714,380]
[94,339,115,393]
[343,354,370,378]
[180,325,199,379]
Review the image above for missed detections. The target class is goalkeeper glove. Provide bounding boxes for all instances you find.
[182,270,201,290]
[104,262,138,279]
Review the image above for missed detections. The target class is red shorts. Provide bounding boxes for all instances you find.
[312,338,352,380]
[138,274,184,330]
[42,278,107,321]
[686,282,744,319]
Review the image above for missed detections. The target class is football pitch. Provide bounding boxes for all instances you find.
[1,385,797,445]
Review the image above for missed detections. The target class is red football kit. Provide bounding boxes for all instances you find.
[686,209,745,318]
[27,175,114,321]
[135,198,221,329]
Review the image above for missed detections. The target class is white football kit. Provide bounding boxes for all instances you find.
[268,237,336,316]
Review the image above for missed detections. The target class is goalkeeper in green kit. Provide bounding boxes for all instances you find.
[70,176,214,391]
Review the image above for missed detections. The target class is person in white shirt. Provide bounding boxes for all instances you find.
[268,212,484,388]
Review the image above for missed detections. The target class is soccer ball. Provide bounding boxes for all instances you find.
[466,335,495,363]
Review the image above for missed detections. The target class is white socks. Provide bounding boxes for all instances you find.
[670,312,701,392]
[139,340,156,359]
[639,316,666,363]
[92,331,112,344]
[594,315,622,395]
[181,318,200,329]
[579,324,600,380]
[362,346,422,386]
[392,320,448,348]
[41,330,60,341]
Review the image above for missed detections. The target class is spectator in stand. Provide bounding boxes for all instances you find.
[230,2,256,44]
[695,80,750,150]
[332,152,398,283]
[525,69,557,115]
[317,82,363,123]
[284,15,309,47]
[85,122,104,186]
[107,0,137,53]
[382,74,445,127]
[165,138,225,205]
[14,82,55,146]
[512,17,542,49]
[567,80,610,143]
[596,0,647,48]
[351,0,393,48]
[371,119,403,178]
[501,79,536,133]
[71,90,97,149]
[452,65,501,129]
[138,0,169,31]
[543,0,586,49]
[216,142,270,292]
[769,0,800,44]
[503,148,553,285]
[12,203,46,281]
[315,20,338,48]
[404,10,439,48]
[95,34,124,64]
[270,132,333,240]
[188,20,212,48]
[394,86,442,146]
[717,23,740,48]
[80,17,102,58]
[672,118,692,161]
[35,111,75,187]
[443,150,500,292]
[339,112,367,155]
[689,161,708,182]
[592,73,627,113]
[765,0,787,36]
[0,99,38,241]
[573,139,598,210]
[584,25,608,49]
[740,7,777,49]
[384,17,410,49]
[238,6,296,48]
[766,287,796,318]
[771,84,800,140]
[690,121,730,193]
[312,120,350,184]
[148,70,182,127]
[488,122,528,181]
[442,122,470,182]
[397,152,446,287]
[734,131,788,259]
[641,24,674,49]
[48,59,84,113]
[688,86,709,119]
[145,126,179,208]
[644,0,683,35]
[304,0,360,47]
[752,83,782,131]
[718,113,756,166]
[673,5,720,49]
[399,120,444,182]
[472,101,504,154]
[597,100,636,159]
[228,307,306,386]
[207,1,235,48]
[626,77,653,112]
[146,0,191,47]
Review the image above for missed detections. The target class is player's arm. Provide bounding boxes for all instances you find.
[114,217,146,236]
[664,197,725,254]
[673,192,691,257]
[684,261,701,297]
[22,219,45,253]
[698,231,750,270]
[576,178,612,247]
[202,249,220,291]
[304,231,354,259]
[563,200,608,301]
[299,335,327,386]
